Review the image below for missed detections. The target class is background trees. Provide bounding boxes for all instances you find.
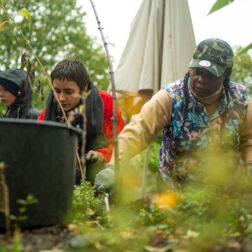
[0,0,110,109]
[232,48,252,94]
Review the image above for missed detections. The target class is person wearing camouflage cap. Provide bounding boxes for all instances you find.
[189,38,234,77]
[94,38,252,193]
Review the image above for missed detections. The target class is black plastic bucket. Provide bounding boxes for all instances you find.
[0,119,80,229]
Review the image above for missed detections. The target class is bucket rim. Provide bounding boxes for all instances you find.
[0,118,81,136]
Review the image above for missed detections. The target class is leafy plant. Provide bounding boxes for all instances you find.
[67,180,105,226]
[232,47,252,94]
[208,0,235,15]
[10,194,38,224]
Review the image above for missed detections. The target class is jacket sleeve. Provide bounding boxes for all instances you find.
[37,108,46,121]
[109,89,172,168]
[239,100,252,165]
[97,100,126,163]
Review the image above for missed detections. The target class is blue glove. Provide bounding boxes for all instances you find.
[94,165,114,192]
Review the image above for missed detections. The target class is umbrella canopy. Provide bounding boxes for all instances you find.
[111,0,196,200]
[114,0,196,95]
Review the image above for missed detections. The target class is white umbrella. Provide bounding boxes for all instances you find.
[114,0,196,95]
[113,0,196,197]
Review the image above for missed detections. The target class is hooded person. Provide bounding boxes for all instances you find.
[0,69,39,119]
[37,58,108,184]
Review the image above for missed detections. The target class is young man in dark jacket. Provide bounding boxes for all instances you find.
[38,58,125,184]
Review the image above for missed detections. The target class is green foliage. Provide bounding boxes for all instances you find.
[11,230,23,252]
[0,229,23,252]
[0,0,110,109]
[238,43,252,55]
[208,0,235,15]
[146,138,161,174]
[66,152,252,251]
[134,181,252,251]
[0,246,7,252]
[10,194,38,223]
[67,180,105,225]
[232,47,252,94]
[68,226,150,252]
[3,172,252,251]
[0,102,5,117]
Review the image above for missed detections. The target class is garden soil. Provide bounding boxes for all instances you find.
[0,225,71,251]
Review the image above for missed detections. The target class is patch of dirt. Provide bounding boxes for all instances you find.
[0,225,71,252]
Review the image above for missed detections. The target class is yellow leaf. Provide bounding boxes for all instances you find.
[152,191,179,209]
[19,8,32,23]
[86,207,95,216]
[67,223,79,234]
[94,242,103,250]
[120,231,135,240]
[0,21,7,31]
[183,229,199,239]
[117,94,145,117]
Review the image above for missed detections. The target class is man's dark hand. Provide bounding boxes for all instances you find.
[68,106,84,129]
[86,150,104,164]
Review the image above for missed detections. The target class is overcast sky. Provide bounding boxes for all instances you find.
[79,0,252,67]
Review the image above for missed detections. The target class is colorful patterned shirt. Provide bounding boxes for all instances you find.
[159,79,248,183]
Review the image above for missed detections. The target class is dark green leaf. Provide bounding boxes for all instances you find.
[208,0,235,15]
[238,43,252,55]
[19,207,27,213]
[26,194,38,204]
[17,215,28,221]
[9,214,17,220]
[16,199,27,205]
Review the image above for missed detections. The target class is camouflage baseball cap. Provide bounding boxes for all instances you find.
[189,38,234,77]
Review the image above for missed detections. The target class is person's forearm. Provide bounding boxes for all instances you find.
[109,89,172,168]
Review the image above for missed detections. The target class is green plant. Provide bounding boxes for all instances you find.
[0,245,7,252]
[232,47,252,95]
[10,194,38,225]
[67,180,105,225]
[10,230,23,252]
